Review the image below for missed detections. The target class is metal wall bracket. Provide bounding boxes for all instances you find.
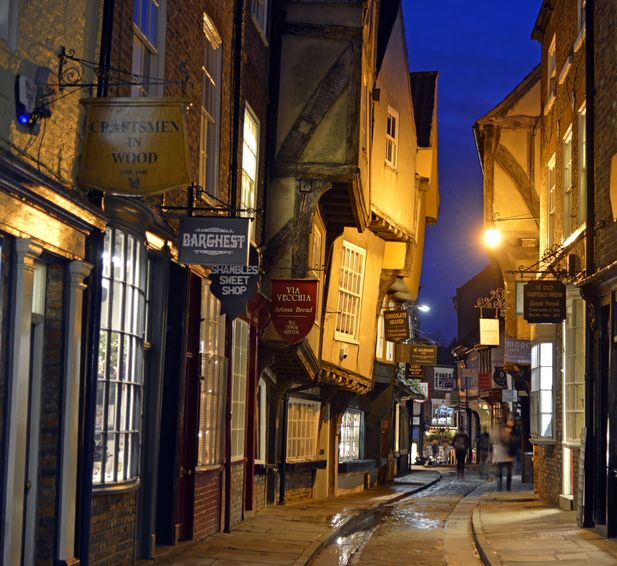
[57,47,189,96]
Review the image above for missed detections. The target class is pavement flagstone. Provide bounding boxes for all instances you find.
[143,466,617,566]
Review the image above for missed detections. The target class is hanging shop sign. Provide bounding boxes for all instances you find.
[461,368,476,388]
[505,338,531,364]
[413,381,429,403]
[179,217,250,265]
[384,309,410,343]
[270,278,318,344]
[407,365,424,379]
[480,317,500,346]
[209,247,259,319]
[478,372,491,390]
[492,367,507,389]
[502,389,518,403]
[396,342,437,366]
[79,97,191,195]
[523,280,566,324]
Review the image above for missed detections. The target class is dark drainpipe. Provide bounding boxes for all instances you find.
[78,1,113,562]
[583,0,595,529]
[225,0,245,534]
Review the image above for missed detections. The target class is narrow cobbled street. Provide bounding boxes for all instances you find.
[312,473,483,566]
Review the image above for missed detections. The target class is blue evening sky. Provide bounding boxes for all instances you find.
[402,1,542,343]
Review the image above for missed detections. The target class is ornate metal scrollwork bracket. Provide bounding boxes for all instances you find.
[58,46,189,96]
[475,288,505,318]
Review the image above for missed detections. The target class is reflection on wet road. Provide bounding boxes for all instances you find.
[311,477,481,566]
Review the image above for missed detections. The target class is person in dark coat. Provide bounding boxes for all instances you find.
[452,428,470,479]
[477,428,490,478]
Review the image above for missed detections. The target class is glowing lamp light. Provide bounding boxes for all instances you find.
[18,113,30,124]
[484,229,501,247]
[418,305,430,312]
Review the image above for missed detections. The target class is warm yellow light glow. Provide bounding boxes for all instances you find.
[418,305,430,312]
[484,229,501,247]
[146,231,167,250]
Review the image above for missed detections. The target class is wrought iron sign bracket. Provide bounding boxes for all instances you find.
[159,182,263,217]
[58,47,189,96]
[505,243,585,281]
[475,288,505,318]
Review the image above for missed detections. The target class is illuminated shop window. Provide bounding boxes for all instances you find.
[231,318,249,460]
[531,342,554,438]
[375,298,394,362]
[339,409,363,462]
[241,106,259,242]
[564,293,585,441]
[94,228,147,485]
[198,281,227,466]
[287,398,320,462]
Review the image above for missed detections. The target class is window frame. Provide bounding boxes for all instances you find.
[241,105,259,243]
[375,298,395,362]
[132,0,164,97]
[433,368,455,390]
[251,0,269,43]
[197,280,228,467]
[339,409,363,463]
[547,36,557,101]
[310,223,323,326]
[335,241,366,343]
[385,107,399,169]
[430,399,454,427]
[547,154,556,249]
[531,342,554,439]
[563,291,585,443]
[231,318,249,461]
[94,228,148,487]
[562,127,573,241]
[200,14,222,197]
[0,0,19,50]
[578,102,587,226]
[286,397,320,463]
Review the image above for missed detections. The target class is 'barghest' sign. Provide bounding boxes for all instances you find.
[179,217,250,265]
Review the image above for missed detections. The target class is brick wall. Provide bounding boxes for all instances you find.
[284,470,313,503]
[90,491,137,566]
[230,463,245,526]
[594,1,617,269]
[0,240,10,460]
[193,470,221,540]
[254,473,266,511]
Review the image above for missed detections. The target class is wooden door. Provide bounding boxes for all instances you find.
[174,273,201,541]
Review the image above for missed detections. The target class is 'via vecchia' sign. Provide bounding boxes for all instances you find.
[270,279,318,344]
[179,217,250,265]
[79,97,191,195]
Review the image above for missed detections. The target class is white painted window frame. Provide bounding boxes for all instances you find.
[287,398,320,462]
[335,241,366,343]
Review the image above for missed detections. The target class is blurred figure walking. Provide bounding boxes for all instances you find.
[477,428,490,478]
[452,428,470,479]
[491,419,514,491]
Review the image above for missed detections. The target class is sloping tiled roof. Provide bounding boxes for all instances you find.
[409,71,438,148]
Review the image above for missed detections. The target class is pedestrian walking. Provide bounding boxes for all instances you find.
[508,418,522,474]
[477,428,490,478]
[452,428,470,479]
[431,439,439,466]
[491,419,514,491]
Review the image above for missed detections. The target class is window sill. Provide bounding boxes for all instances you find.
[544,92,556,115]
[92,478,141,496]
[385,161,399,173]
[530,437,556,447]
[255,463,278,475]
[251,15,269,47]
[334,334,360,346]
[574,25,586,52]
[562,439,581,450]
[284,459,327,471]
[338,459,376,474]
[196,464,223,473]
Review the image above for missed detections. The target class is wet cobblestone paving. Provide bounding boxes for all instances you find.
[312,477,483,566]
